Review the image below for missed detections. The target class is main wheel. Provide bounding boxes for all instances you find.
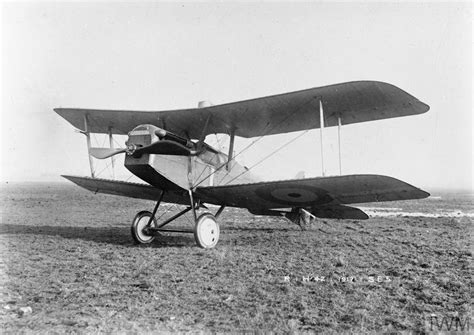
[131,211,157,244]
[194,213,220,249]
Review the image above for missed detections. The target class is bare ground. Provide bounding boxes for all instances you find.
[0,183,472,333]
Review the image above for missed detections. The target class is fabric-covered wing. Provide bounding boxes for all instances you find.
[62,175,189,205]
[55,81,429,139]
[196,174,429,209]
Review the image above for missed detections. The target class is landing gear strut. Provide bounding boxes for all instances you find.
[130,190,224,248]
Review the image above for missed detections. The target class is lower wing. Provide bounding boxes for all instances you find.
[62,175,189,205]
[62,174,429,220]
[196,174,429,211]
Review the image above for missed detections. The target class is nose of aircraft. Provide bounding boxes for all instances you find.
[128,124,161,145]
[90,124,197,160]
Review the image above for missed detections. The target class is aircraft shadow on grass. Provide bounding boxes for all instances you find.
[0,224,305,248]
[0,224,194,248]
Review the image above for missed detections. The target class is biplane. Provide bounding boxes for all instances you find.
[56,81,430,248]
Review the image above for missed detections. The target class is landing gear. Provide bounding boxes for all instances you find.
[194,213,220,249]
[131,211,157,244]
[130,190,224,248]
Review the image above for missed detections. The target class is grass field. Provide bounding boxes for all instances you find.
[0,182,472,333]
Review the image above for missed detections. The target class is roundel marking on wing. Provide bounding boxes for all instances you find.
[271,188,318,203]
[255,184,333,206]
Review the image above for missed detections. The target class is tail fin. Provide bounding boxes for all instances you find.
[295,171,305,179]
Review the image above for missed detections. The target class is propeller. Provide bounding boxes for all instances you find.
[89,140,199,160]
[89,147,127,159]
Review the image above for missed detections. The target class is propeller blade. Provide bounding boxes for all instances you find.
[90,140,198,159]
[89,147,127,159]
[136,140,196,156]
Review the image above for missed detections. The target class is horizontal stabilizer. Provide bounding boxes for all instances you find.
[247,205,369,220]
[310,205,369,220]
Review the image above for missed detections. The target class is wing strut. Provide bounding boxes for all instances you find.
[319,100,325,176]
[337,115,342,175]
[226,129,235,171]
[108,127,115,179]
[84,115,95,178]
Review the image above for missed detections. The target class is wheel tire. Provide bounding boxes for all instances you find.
[131,211,157,244]
[194,213,220,249]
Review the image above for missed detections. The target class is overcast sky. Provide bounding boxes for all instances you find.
[1,2,472,192]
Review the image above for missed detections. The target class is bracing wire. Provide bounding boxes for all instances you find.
[156,202,176,221]
[192,97,317,188]
[222,128,311,185]
[192,121,283,188]
[93,158,113,179]
[215,133,221,151]
[192,132,264,188]
[81,97,318,186]
[82,117,130,180]
[192,131,231,186]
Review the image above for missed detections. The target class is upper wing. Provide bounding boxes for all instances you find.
[62,175,189,205]
[55,81,429,139]
[196,174,429,209]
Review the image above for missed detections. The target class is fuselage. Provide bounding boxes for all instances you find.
[123,124,257,191]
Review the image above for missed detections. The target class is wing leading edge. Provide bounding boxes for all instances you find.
[196,174,430,210]
[55,81,429,139]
